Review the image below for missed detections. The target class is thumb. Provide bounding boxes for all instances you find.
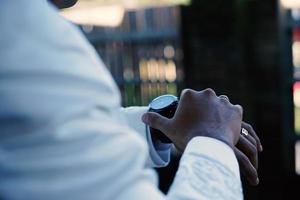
[142,112,171,135]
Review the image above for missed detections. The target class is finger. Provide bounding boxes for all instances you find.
[242,122,263,152]
[234,147,259,186]
[199,88,217,97]
[241,129,257,147]
[142,112,171,136]
[236,135,258,169]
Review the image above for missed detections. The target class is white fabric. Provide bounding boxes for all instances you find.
[168,137,243,200]
[0,0,243,199]
[121,107,172,167]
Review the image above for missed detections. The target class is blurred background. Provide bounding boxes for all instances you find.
[61,0,300,199]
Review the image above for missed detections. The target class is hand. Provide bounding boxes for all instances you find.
[142,88,243,152]
[212,95,263,186]
[235,122,263,186]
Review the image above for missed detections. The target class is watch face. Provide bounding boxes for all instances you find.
[149,95,178,110]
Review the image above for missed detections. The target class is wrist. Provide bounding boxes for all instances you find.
[213,135,235,150]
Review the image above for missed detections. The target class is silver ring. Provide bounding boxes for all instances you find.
[241,128,249,136]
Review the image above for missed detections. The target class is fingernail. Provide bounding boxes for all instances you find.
[256,178,260,185]
[259,145,263,152]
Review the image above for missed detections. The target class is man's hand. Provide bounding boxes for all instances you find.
[207,95,263,186]
[142,88,243,152]
[235,122,263,186]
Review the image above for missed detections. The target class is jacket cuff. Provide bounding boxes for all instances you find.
[183,136,240,179]
[121,106,171,168]
[145,125,171,167]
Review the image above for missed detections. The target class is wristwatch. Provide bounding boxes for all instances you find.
[148,94,178,143]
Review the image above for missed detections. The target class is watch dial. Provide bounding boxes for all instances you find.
[149,95,178,110]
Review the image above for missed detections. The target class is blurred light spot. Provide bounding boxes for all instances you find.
[164,45,175,59]
[147,59,158,82]
[139,59,148,81]
[294,82,300,134]
[123,68,134,81]
[294,82,300,107]
[158,59,166,82]
[165,60,177,82]
[292,9,300,20]
[296,141,300,174]
[282,0,300,8]
[61,4,125,27]
[293,41,300,68]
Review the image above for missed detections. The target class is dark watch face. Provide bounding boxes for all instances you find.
[148,94,178,143]
[149,95,178,110]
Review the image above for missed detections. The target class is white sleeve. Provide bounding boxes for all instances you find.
[120,107,172,168]
[116,137,244,200]
[167,137,243,200]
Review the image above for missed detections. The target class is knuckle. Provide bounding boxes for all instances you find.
[234,104,243,116]
[240,153,250,164]
[203,88,216,96]
[245,123,253,130]
[219,97,229,104]
[181,88,195,98]
[252,140,258,148]
[252,138,258,146]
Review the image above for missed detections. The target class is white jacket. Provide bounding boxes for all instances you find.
[0,0,243,199]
